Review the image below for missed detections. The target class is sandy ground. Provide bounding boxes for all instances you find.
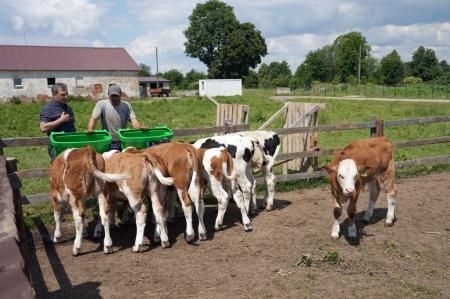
[28,172,450,298]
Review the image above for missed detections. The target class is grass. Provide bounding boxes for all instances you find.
[1,89,450,229]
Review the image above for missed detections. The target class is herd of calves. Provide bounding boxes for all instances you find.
[50,130,398,256]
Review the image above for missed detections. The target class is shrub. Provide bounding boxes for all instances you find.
[403,76,423,85]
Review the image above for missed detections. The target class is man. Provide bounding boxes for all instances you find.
[87,84,144,150]
[40,83,75,160]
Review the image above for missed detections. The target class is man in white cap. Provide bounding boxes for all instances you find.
[87,84,145,150]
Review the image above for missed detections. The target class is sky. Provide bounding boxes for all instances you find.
[0,0,449,74]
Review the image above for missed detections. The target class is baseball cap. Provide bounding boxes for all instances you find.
[108,84,122,96]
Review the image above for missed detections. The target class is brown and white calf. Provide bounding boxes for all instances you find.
[322,137,397,239]
[50,146,128,256]
[196,147,237,231]
[142,142,205,242]
[95,150,174,253]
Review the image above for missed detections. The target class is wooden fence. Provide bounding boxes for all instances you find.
[0,155,33,298]
[2,116,450,202]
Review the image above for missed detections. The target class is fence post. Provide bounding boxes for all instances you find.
[406,84,408,98]
[431,85,434,99]
[369,115,384,137]
[382,85,384,97]
[0,138,3,156]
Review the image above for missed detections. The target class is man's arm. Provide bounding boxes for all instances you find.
[130,118,141,129]
[40,112,71,133]
[87,117,98,132]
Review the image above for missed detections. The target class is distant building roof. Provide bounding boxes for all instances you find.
[0,45,139,71]
[138,76,170,82]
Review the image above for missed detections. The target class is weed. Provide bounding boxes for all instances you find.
[384,240,396,253]
[322,251,342,265]
[296,253,314,267]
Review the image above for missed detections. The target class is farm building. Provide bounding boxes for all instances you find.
[0,45,140,101]
[138,76,171,97]
[199,79,242,97]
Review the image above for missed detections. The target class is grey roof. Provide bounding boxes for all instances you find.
[138,76,170,82]
[0,45,139,71]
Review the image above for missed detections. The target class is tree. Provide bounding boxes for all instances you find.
[380,50,405,85]
[163,69,184,88]
[138,63,151,76]
[243,69,258,88]
[294,46,335,86]
[181,69,207,89]
[332,32,371,83]
[257,61,292,87]
[409,46,441,81]
[184,0,267,78]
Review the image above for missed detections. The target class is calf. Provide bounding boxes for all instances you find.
[196,147,237,231]
[96,150,174,253]
[193,135,259,231]
[231,130,280,211]
[50,146,128,256]
[322,137,397,239]
[142,142,206,242]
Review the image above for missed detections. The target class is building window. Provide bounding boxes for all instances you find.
[75,76,84,87]
[47,77,56,87]
[94,84,103,93]
[13,78,23,88]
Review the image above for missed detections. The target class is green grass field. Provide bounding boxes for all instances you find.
[1,89,450,228]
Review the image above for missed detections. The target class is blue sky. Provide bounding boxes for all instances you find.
[1,0,449,74]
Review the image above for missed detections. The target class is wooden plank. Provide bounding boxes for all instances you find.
[255,171,326,184]
[258,102,289,130]
[17,169,49,179]
[1,136,49,147]
[274,121,375,135]
[393,136,450,148]
[21,193,50,204]
[172,124,249,137]
[206,95,219,106]
[395,155,450,168]
[384,116,450,127]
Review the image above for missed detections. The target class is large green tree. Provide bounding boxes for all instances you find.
[409,46,442,81]
[138,63,151,76]
[181,69,207,89]
[332,32,371,82]
[258,61,292,87]
[294,45,335,86]
[184,0,267,78]
[163,69,184,88]
[380,50,405,85]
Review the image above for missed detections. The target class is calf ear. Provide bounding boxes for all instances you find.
[320,164,337,174]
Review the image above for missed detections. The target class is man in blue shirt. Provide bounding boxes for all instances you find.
[40,83,75,160]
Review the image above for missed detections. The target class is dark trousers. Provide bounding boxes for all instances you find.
[109,141,122,151]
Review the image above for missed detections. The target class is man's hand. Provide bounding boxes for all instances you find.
[86,129,94,134]
[139,126,149,131]
[59,112,71,123]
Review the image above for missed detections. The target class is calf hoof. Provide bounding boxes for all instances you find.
[244,223,253,232]
[215,224,223,231]
[93,230,102,239]
[103,246,113,254]
[53,236,61,243]
[72,248,80,256]
[331,232,340,240]
[132,245,142,253]
[199,233,207,241]
[185,233,195,243]
[153,235,161,243]
[161,240,170,248]
[265,205,273,212]
[384,220,394,227]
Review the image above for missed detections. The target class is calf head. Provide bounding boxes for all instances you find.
[323,159,368,197]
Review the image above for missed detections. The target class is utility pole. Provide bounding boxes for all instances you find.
[155,46,159,81]
[357,44,361,86]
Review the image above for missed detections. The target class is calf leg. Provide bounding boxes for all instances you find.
[210,177,230,231]
[177,188,195,242]
[382,162,397,226]
[151,182,169,248]
[244,168,257,215]
[262,165,276,211]
[233,188,252,231]
[331,196,342,239]
[347,196,358,238]
[52,196,63,243]
[131,202,147,252]
[98,192,113,253]
[363,180,381,222]
[70,197,85,256]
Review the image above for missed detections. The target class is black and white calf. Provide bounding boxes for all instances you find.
[231,131,281,212]
[193,135,260,231]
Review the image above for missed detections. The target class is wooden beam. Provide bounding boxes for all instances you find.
[385,116,450,127]
[1,136,49,147]
[17,169,49,179]
[274,121,375,135]
[395,155,450,168]
[258,102,289,130]
[21,194,50,204]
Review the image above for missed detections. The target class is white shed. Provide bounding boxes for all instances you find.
[198,79,242,97]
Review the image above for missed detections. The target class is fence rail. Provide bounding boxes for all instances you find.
[2,117,450,204]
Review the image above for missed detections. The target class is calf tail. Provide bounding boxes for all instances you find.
[86,146,129,182]
[154,168,174,186]
[142,152,174,186]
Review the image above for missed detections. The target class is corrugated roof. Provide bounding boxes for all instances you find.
[0,45,139,71]
[138,76,170,82]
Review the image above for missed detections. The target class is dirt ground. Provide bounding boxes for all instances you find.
[28,172,450,298]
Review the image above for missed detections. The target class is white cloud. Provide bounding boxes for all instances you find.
[91,40,105,47]
[9,0,104,37]
[11,16,24,31]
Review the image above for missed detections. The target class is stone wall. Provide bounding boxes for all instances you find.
[0,70,139,102]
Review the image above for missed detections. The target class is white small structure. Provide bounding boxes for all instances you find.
[199,79,242,97]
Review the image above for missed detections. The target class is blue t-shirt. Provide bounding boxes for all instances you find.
[40,100,76,135]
